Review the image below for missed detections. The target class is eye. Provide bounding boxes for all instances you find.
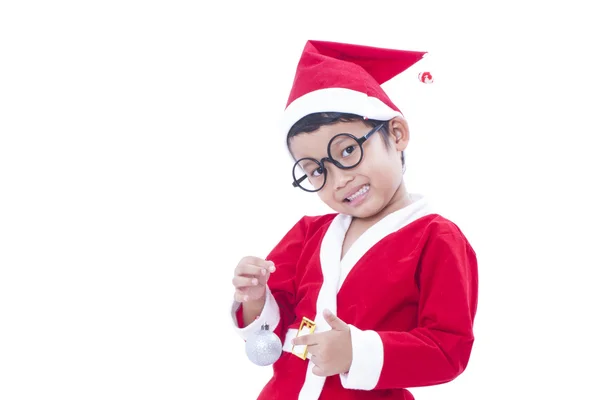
[310,166,324,177]
[342,145,357,157]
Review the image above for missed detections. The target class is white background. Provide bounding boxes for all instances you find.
[1,1,599,399]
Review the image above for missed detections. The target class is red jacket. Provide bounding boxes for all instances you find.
[231,195,478,399]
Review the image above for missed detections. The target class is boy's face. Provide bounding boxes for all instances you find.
[289,118,409,219]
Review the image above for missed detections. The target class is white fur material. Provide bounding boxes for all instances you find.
[339,325,385,390]
[281,87,402,138]
[230,285,280,341]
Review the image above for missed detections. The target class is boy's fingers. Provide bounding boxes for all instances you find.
[292,334,319,346]
[242,256,276,271]
[233,289,249,303]
[232,275,258,289]
[254,263,275,275]
[234,264,263,277]
[312,365,326,377]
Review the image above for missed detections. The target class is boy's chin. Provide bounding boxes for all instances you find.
[348,209,379,219]
[330,203,379,219]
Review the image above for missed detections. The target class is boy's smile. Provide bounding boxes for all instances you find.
[342,183,370,205]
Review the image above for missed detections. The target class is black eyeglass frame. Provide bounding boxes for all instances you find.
[291,123,386,193]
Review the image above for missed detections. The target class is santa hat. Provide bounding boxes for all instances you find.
[282,40,427,137]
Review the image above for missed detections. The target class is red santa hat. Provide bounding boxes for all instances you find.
[282,40,427,137]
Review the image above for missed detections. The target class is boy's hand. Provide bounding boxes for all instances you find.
[232,256,276,303]
[292,309,353,377]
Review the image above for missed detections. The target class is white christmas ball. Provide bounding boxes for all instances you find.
[245,324,282,366]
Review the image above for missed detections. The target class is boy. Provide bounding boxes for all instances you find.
[230,40,478,400]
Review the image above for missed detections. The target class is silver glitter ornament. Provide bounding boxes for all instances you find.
[245,323,282,366]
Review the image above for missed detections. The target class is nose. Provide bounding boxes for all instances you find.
[328,164,353,190]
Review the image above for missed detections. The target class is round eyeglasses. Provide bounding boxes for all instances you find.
[291,123,385,192]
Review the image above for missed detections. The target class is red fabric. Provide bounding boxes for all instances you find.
[263,215,334,345]
[235,304,245,329]
[285,40,427,110]
[251,214,478,399]
[375,226,478,388]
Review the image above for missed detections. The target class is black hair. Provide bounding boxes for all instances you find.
[286,112,405,168]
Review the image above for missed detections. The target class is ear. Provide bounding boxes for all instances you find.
[387,116,410,152]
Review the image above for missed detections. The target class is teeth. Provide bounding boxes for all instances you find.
[347,184,369,201]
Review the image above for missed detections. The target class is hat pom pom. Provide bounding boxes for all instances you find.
[418,71,434,84]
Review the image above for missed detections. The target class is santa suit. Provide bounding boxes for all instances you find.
[231,195,478,399]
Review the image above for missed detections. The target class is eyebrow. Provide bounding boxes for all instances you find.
[293,131,354,162]
[330,135,351,147]
[298,160,315,170]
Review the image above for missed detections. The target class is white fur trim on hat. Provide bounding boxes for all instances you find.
[281,87,402,138]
